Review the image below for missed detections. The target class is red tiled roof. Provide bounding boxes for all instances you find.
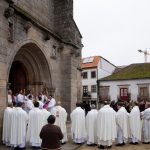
[81,56,100,69]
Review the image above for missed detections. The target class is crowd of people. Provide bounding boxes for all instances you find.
[71,100,150,149]
[3,89,150,149]
[3,89,67,150]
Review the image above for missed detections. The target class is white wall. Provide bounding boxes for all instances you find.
[82,58,116,100]
[82,68,97,99]
[98,58,116,79]
[99,79,150,101]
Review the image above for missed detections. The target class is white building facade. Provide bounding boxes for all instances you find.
[98,63,150,102]
[81,56,116,104]
[99,79,150,102]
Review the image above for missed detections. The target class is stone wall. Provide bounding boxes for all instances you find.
[0,0,82,140]
[12,0,54,30]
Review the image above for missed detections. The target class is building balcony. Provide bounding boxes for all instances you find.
[137,95,150,102]
[82,92,91,98]
[99,95,110,103]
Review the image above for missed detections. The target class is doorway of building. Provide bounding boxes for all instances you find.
[9,61,28,94]
[8,42,52,96]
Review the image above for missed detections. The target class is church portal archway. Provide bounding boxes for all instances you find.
[8,42,52,95]
[9,61,28,94]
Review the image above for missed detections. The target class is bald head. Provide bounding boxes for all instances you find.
[91,104,96,109]
[8,102,13,108]
[57,101,62,105]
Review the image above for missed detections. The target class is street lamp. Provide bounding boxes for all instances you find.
[138,49,150,63]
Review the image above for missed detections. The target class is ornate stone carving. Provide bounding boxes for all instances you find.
[4,7,14,18]
[59,43,64,50]
[57,43,64,53]
[4,7,15,42]
[8,20,14,43]
[50,45,57,59]
[70,49,75,55]
[75,50,80,57]
[24,21,32,32]
[44,33,51,41]
[6,0,14,4]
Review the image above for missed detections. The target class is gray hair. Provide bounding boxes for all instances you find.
[91,104,96,109]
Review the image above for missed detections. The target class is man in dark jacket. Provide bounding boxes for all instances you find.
[40,115,63,150]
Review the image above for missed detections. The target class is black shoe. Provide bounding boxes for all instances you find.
[115,143,123,146]
[98,145,105,149]
[76,142,83,145]
[18,147,26,150]
[61,142,66,145]
[87,144,92,146]
[135,142,138,145]
[107,145,112,149]
[35,147,41,149]
[130,142,135,145]
[143,142,150,144]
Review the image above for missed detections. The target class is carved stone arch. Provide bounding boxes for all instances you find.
[8,41,53,95]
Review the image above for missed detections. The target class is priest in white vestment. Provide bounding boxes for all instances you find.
[47,95,56,112]
[116,102,130,146]
[41,108,51,125]
[51,101,68,143]
[129,101,141,144]
[141,103,150,143]
[2,103,13,146]
[70,102,87,144]
[25,94,34,113]
[37,96,44,109]
[8,90,13,104]
[10,102,28,149]
[26,101,44,148]
[86,104,98,145]
[97,101,117,149]
[16,89,25,103]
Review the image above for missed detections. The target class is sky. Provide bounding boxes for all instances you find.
[74,0,150,66]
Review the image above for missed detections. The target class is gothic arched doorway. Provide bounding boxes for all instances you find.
[9,61,28,94]
[8,42,52,95]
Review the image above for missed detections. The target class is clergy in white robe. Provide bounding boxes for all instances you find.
[51,101,68,143]
[116,102,130,146]
[16,89,25,103]
[70,102,87,144]
[86,104,98,145]
[8,90,13,103]
[129,102,141,144]
[97,101,117,149]
[38,92,45,103]
[37,96,44,109]
[2,103,13,146]
[42,108,51,125]
[26,101,44,148]
[141,103,150,143]
[25,94,34,113]
[10,102,28,149]
[47,95,56,112]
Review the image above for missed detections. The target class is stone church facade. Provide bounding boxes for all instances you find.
[0,0,82,134]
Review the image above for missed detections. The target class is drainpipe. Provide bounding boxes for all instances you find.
[97,79,99,109]
[97,67,99,109]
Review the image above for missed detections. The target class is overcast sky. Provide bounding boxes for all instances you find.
[74,0,150,66]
